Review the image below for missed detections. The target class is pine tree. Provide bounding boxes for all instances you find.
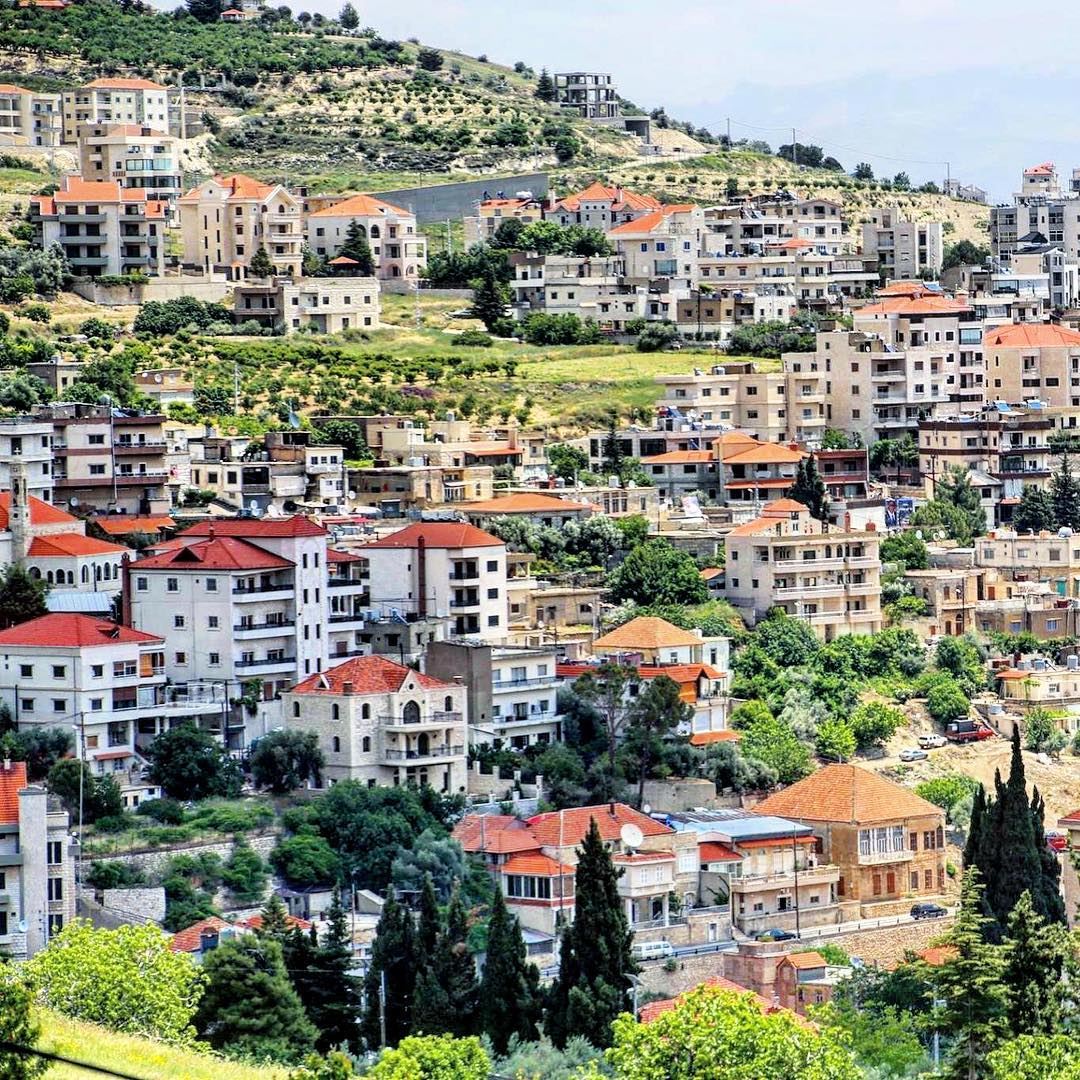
[283,924,322,1022]
[535,69,556,102]
[1014,485,1057,534]
[962,783,985,870]
[471,265,509,332]
[1052,450,1080,530]
[338,2,359,29]
[417,873,440,957]
[306,887,361,1051]
[362,896,418,1050]
[932,868,1006,1080]
[413,884,478,1037]
[257,892,291,941]
[249,245,275,279]
[479,889,540,1056]
[1002,890,1072,1036]
[0,565,48,629]
[789,456,828,520]
[544,819,636,1049]
[338,220,375,276]
[1030,787,1067,924]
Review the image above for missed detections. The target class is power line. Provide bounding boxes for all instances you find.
[0,1040,155,1080]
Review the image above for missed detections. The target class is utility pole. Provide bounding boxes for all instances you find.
[378,969,387,1049]
[726,116,731,145]
[446,218,452,256]
[792,830,801,939]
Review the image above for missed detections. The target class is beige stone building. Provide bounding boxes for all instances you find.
[463,197,544,248]
[0,82,60,147]
[76,123,181,202]
[509,251,635,325]
[61,77,170,144]
[975,528,1080,599]
[348,463,493,515]
[179,173,303,279]
[861,207,943,279]
[609,204,706,291]
[983,322,1080,407]
[722,500,882,638]
[233,274,380,334]
[754,765,948,913]
[31,176,166,278]
[305,193,426,281]
[545,181,661,231]
[284,654,468,792]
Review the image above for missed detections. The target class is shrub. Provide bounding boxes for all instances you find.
[135,797,185,825]
[453,329,493,347]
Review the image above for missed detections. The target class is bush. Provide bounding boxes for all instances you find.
[925,676,970,724]
[85,860,146,890]
[136,797,185,825]
[453,329,493,347]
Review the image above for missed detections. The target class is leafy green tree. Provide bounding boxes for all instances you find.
[988,1035,1080,1080]
[0,564,48,629]
[471,265,510,332]
[363,895,418,1049]
[313,418,368,460]
[480,889,540,1055]
[937,465,988,538]
[249,245,275,278]
[46,758,122,824]
[366,1035,489,1079]
[145,722,242,800]
[880,530,929,570]
[289,1051,357,1079]
[1051,451,1080,530]
[338,219,375,275]
[943,240,991,271]
[853,162,874,180]
[416,47,443,71]
[271,832,341,888]
[391,828,467,903]
[607,539,708,606]
[916,773,978,822]
[570,664,637,801]
[789,456,828,520]
[535,68,556,101]
[186,0,221,22]
[545,819,636,1048]
[27,920,204,1044]
[222,839,268,904]
[196,935,316,1063]
[1014,485,1057,534]
[752,609,821,667]
[338,2,358,28]
[925,676,970,724]
[936,635,987,696]
[931,868,1006,1080]
[547,443,590,483]
[251,729,324,793]
[819,428,851,450]
[0,968,48,1079]
[623,675,693,806]
[740,714,813,783]
[1002,890,1074,1036]
[820,998,928,1078]
[850,701,904,749]
[496,1036,605,1080]
[602,983,859,1079]
[814,716,856,762]
[554,133,580,164]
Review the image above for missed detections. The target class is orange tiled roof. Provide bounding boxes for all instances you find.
[722,442,805,465]
[0,83,32,94]
[453,814,532,852]
[782,951,827,969]
[1025,162,1055,176]
[876,280,936,298]
[500,853,574,876]
[27,533,126,558]
[134,535,293,572]
[778,238,814,249]
[93,515,176,536]
[291,654,451,695]
[700,567,723,580]
[361,522,504,550]
[639,978,784,1024]
[182,516,326,539]
[983,323,1080,348]
[556,182,661,213]
[752,763,942,825]
[0,761,28,825]
[240,912,312,932]
[689,730,741,745]
[857,295,971,316]
[727,517,780,537]
[526,803,671,847]
[0,613,162,649]
[463,492,592,514]
[0,493,77,530]
[181,173,278,202]
[592,616,704,652]
[613,849,674,864]
[763,498,810,513]
[85,77,165,90]
[309,192,411,218]
[607,204,698,237]
[699,840,742,862]
[169,916,235,953]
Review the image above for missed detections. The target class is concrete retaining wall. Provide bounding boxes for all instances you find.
[83,830,277,877]
[72,277,231,307]
[374,173,549,223]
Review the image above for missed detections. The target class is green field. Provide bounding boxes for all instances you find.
[36,1011,286,1080]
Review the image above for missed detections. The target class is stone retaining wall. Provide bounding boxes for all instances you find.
[83,831,278,878]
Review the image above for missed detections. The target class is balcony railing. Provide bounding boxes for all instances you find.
[492,675,560,691]
[235,656,295,669]
[233,583,291,595]
[384,744,464,762]
[381,711,462,726]
[858,848,915,865]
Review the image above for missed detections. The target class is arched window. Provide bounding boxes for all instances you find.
[332,735,340,753]
[403,701,420,725]
[362,735,371,753]
[369,224,380,239]
[361,703,370,719]
[444,696,453,713]
[332,704,340,720]
[81,566,89,584]
[67,570,74,585]
[45,570,53,584]
[28,567,40,579]
[292,701,300,718]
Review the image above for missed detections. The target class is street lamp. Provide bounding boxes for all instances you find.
[622,971,644,1020]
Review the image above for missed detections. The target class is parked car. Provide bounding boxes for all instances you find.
[899,747,929,762]
[631,939,675,961]
[1046,832,1068,853]
[945,719,995,743]
[918,734,947,749]
[911,902,948,920]
[756,928,797,942]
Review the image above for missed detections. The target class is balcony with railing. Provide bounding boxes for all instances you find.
[384,743,464,762]
[235,655,296,670]
[381,710,462,731]
[858,847,914,865]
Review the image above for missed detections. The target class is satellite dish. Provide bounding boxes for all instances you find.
[154,374,163,383]
[248,499,259,512]
[620,823,644,850]
[68,497,79,508]
[17,919,26,933]
[914,530,923,540]
[642,803,652,816]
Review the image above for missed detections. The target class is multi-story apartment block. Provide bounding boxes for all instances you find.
[545,182,661,231]
[672,287,794,342]
[0,420,54,503]
[61,78,170,144]
[554,73,620,120]
[349,464,494,515]
[990,162,1080,261]
[722,500,882,638]
[188,436,305,515]
[179,173,303,280]
[233,274,380,334]
[974,528,1080,600]
[76,123,181,202]
[609,204,705,292]
[360,522,508,641]
[32,176,166,278]
[0,761,75,958]
[861,207,943,280]
[755,765,948,914]
[305,193,426,281]
[704,196,851,257]
[284,654,467,792]
[128,517,333,734]
[463,196,544,248]
[509,250,635,325]
[983,322,1080,407]
[38,402,169,516]
[425,640,563,749]
[0,82,61,147]
[326,548,369,662]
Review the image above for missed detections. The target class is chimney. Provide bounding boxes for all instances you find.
[120,553,132,628]
[342,681,354,696]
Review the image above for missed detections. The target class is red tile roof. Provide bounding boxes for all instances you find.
[782,951,827,970]
[361,522,504,550]
[699,841,742,862]
[134,535,293,572]
[555,182,661,214]
[463,493,592,514]
[309,193,412,218]
[169,916,235,953]
[93,516,176,536]
[722,443,804,465]
[453,814,534,853]
[1025,162,1055,176]
[753,763,942,825]
[763,498,810,513]
[607,204,697,237]
[182,516,326,538]
[327,548,365,563]
[983,323,1080,348]
[240,912,313,932]
[857,296,971,316]
[0,613,162,649]
[0,493,77,530]
[592,616,703,652]
[85,77,165,90]
[876,280,937,298]
[291,654,451,695]
[689,730,741,746]
[27,533,126,558]
[0,761,27,825]
[500,853,574,876]
[526,803,671,847]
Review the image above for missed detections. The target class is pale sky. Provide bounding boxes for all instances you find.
[312,0,1080,199]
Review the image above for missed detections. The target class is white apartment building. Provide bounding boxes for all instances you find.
[61,78,170,145]
[703,197,850,257]
[990,162,1080,261]
[509,251,638,326]
[327,549,369,662]
[32,176,166,278]
[0,762,75,959]
[722,500,882,639]
[609,204,705,292]
[463,197,544,248]
[360,522,509,641]
[424,640,562,748]
[861,207,943,279]
[283,654,467,792]
[179,173,303,279]
[0,420,53,503]
[545,181,661,231]
[233,274,380,334]
[77,123,181,201]
[305,193,426,281]
[0,82,61,147]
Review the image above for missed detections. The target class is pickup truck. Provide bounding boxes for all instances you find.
[945,720,995,743]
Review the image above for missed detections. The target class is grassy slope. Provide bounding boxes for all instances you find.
[36,1011,286,1080]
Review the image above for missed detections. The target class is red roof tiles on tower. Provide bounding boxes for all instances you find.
[0,761,28,825]
[291,654,452,695]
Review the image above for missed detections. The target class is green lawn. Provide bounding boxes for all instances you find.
[36,1011,286,1080]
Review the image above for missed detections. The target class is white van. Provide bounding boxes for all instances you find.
[631,939,675,961]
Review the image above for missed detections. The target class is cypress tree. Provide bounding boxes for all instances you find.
[535,68,556,102]
[544,819,636,1049]
[417,873,440,957]
[338,220,375,276]
[1030,787,1067,925]
[362,896,417,1049]
[479,889,541,1056]
[962,783,985,870]
[1052,450,1080,530]
[306,887,361,1051]
[790,456,829,521]
[471,265,509,332]
[1002,890,1072,1036]
[413,884,478,1038]
[249,245,275,279]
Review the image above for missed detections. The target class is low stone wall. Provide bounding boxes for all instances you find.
[72,277,231,307]
[102,886,167,924]
[642,778,722,814]
[82,830,278,878]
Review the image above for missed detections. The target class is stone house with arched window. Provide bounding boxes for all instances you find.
[282,654,467,793]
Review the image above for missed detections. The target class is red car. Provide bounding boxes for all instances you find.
[1046,833,1068,853]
